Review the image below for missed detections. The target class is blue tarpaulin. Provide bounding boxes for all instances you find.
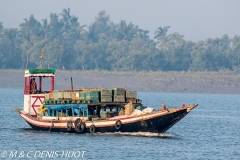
[45,105,87,110]
[44,104,88,117]
[51,106,69,111]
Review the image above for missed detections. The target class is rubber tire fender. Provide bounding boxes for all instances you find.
[67,120,72,132]
[115,119,122,131]
[75,121,86,133]
[89,124,96,133]
[74,118,81,127]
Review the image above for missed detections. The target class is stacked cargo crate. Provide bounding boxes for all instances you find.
[85,90,99,103]
[61,90,72,103]
[45,90,70,100]
[43,88,138,104]
[44,90,63,104]
[70,91,76,100]
[53,90,63,100]
[113,88,125,102]
[100,89,113,102]
[75,89,100,103]
[75,91,86,103]
[126,90,137,103]
[62,90,71,99]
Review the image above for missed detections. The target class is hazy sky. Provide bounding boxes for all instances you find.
[0,0,240,42]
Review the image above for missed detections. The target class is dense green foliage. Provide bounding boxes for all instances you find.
[0,8,240,72]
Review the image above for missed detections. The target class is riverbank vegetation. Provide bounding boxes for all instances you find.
[0,8,240,73]
[1,69,240,94]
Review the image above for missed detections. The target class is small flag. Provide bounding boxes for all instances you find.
[39,52,44,59]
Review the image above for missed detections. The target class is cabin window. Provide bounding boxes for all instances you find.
[24,76,54,94]
[41,76,54,93]
[24,77,37,94]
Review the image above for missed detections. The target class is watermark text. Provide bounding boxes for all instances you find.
[1,150,86,158]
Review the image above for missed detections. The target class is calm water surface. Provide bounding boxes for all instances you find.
[0,88,240,160]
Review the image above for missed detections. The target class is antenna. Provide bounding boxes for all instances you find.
[71,77,73,90]
[39,52,44,69]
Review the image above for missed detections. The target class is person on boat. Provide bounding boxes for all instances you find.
[30,78,37,94]
[118,108,125,115]
[24,82,30,93]
[89,107,94,115]
[24,78,33,94]
[162,104,167,111]
[67,107,73,116]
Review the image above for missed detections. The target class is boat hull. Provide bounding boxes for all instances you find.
[16,104,197,134]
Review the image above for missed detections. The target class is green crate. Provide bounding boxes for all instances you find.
[85,91,99,97]
[101,89,112,96]
[113,95,125,102]
[85,96,99,102]
[53,92,63,99]
[80,92,85,99]
[63,91,71,99]
[75,92,86,100]
[101,95,112,102]
[126,90,137,98]
[113,88,125,95]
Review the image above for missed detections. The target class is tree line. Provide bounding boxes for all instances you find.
[0,8,240,72]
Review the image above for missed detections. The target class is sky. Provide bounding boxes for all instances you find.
[0,0,240,42]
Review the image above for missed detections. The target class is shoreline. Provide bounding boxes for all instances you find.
[1,69,240,94]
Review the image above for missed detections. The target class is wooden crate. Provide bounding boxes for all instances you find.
[126,90,137,98]
[44,94,50,99]
[85,96,99,102]
[49,92,54,99]
[70,91,77,100]
[75,92,85,100]
[85,91,99,97]
[79,92,85,100]
[113,95,125,102]
[53,91,63,100]
[75,92,80,100]
[63,91,71,99]
[112,88,125,95]
[101,95,112,102]
[101,89,112,96]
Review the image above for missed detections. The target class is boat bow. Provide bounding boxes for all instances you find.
[186,104,198,112]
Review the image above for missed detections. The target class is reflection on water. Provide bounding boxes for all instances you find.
[17,127,175,138]
[90,132,174,138]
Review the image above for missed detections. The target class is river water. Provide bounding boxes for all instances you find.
[0,88,240,159]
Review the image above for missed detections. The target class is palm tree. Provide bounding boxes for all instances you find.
[40,19,50,39]
[49,13,63,39]
[60,8,72,33]
[154,26,170,43]
[69,24,87,40]
[19,15,41,41]
[19,15,42,69]
[0,22,3,31]
[88,10,110,42]
[117,20,137,41]
[0,22,3,38]
[136,29,150,42]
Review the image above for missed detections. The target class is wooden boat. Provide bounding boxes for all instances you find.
[15,68,198,134]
